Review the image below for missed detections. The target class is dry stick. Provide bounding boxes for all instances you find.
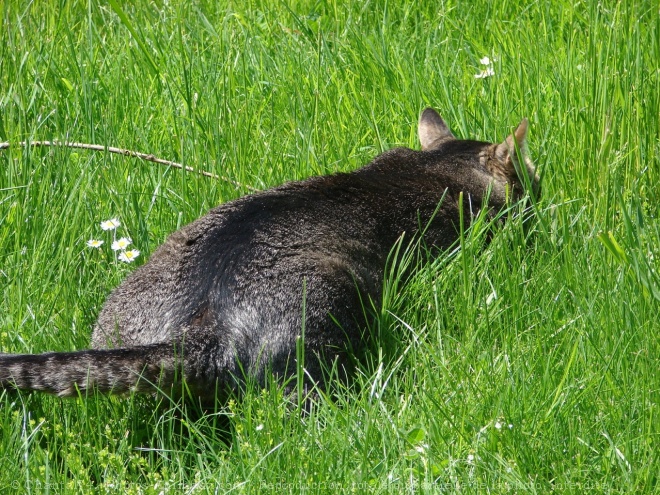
[0,140,258,192]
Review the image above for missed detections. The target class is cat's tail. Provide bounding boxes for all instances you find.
[0,337,225,398]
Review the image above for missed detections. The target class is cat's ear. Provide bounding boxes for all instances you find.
[418,108,455,151]
[495,118,528,165]
[495,118,540,196]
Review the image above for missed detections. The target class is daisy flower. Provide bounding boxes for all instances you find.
[118,250,140,263]
[475,56,496,79]
[474,66,495,79]
[111,237,132,251]
[100,218,121,231]
[86,239,104,248]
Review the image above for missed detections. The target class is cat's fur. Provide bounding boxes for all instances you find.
[0,108,539,403]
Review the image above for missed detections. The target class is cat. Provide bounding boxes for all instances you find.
[0,108,539,404]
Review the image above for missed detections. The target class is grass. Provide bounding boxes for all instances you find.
[0,0,658,493]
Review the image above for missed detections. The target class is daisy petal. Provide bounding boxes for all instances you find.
[118,250,140,263]
[474,67,495,79]
[100,218,121,231]
[111,237,132,251]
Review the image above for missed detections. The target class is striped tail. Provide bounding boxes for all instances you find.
[0,343,187,397]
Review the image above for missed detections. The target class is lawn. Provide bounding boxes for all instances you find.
[0,0,658,493]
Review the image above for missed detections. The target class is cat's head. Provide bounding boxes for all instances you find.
[418,107,540,203]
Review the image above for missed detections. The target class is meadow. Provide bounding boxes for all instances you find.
[0,0,658,493]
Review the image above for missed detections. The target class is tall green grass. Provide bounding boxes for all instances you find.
[1,0,658,493]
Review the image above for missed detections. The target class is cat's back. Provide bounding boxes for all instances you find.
[91,148,422,348]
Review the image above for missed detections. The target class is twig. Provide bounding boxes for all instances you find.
[0,140,258,192]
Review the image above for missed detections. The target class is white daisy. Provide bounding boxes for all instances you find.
[474,67,495,79]
[479,56,491,65]
[86,239,104,248]
[118,250,140,263]
[100,218,121,231]
[111,237,132,251]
